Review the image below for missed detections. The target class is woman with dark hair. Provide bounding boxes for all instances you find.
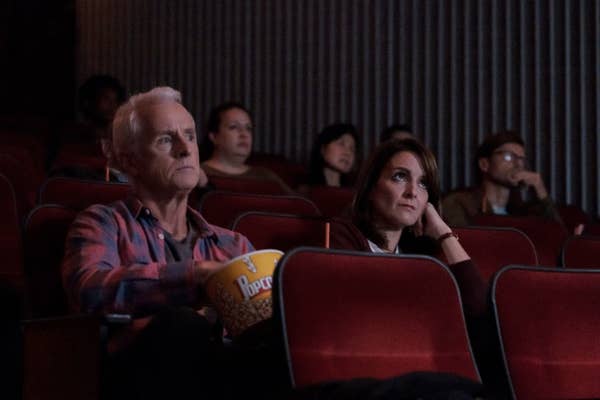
[331,138,485,316]
[304,123,359,188]
[199,101,290,191]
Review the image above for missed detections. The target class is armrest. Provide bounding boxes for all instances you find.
[20,314,101,400]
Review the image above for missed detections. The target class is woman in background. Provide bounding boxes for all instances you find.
[199,101,290,192]
[303,123,359,190]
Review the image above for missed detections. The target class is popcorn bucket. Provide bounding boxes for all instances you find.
[205,249,283,337]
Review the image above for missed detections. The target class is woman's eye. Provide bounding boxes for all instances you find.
[392,172,408,182]
[418,180,428,190]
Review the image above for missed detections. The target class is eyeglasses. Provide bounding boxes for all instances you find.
[492,150,527,165]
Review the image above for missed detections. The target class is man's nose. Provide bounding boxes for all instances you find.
[173,134,192,157]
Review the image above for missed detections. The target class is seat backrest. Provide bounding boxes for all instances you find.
[231,212,327,251]
[471,215,567,266]
[453,226,538,283]
[0,173,24,293]
[23,205,78,317]
[275,247,480,387]
[561,235,600,268]
[492,266,600,399]
[557,204,591,233]
[207,175,288,195]
[0,152,40,219]
[583,223,600,236]
[247,153,307,188]
[307,186,355,218]
[21,315,100,400]
[198,191,321,228]
[38,177,131,210]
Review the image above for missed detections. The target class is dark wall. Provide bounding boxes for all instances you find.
[1,0,75,120]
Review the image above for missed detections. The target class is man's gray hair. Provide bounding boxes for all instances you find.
[112,86,182,170]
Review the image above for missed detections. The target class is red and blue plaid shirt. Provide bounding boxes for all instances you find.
[61,197,254,318]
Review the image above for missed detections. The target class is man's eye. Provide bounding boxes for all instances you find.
[157,136,172,145]
[186,132,196,142]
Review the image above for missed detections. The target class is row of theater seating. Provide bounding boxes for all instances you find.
[4,173,600,317]
[278,249,600,399]
[3,129,600,398]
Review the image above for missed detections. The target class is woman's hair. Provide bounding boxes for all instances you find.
[112,86,182,171]
[199,101,252,161]
[307,123,360,186]
[352,138,441,252]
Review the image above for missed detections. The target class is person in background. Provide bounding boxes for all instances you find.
[199,101,291,192]
[77,74,127,149]
[61,87,259,399]
[51,75,128,181]
[330,138,486,317]
[301,123,360,191]
[442,130,562,227]
[380,123,413,142]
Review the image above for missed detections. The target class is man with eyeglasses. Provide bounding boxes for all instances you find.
[442,130,561,226]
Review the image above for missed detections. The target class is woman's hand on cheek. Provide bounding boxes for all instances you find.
[421,202,452,238]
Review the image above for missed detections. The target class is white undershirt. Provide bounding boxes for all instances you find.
[368,239,401,254]
[491,205,508,215]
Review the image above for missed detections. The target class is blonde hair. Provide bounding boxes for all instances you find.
[111,86,182,170]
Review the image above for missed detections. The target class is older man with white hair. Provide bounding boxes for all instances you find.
[62,87,255,399]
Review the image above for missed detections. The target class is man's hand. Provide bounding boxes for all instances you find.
[510,170,548,199]
[194,260,226,285]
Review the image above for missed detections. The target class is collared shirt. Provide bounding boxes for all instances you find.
[61,196,254,318]
[367,239,401,255]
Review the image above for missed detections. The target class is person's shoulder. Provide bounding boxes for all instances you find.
[72,200,134,226]
[247,165,279,179]
[200,162,221,177]
[443,186,479,202]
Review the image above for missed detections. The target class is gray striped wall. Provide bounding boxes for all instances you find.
[76,0,600,216]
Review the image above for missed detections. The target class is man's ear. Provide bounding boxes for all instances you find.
[478,157,489,173]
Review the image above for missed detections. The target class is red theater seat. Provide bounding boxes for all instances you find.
[275,248,480,387]
[38,177,131,210]
[471,215,567,266]
[207,175,288,195]
[453,226,538,283]
[23,205,78,317]
[307,186,355,218]
[557,204,591,233]
[561,235,600,269]
[232,212,328,251]
[493,266,600,399]
[0,152,40,219]
[0,173,24,293]
[21,315,100,400]
[198,191,320,228]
